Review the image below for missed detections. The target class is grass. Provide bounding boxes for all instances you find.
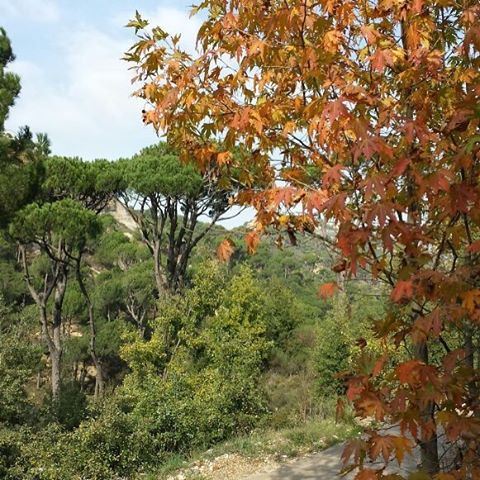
[147,417,361,479]
[210,417,358,458]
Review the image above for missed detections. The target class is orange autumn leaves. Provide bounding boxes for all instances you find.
[128,0,480,477]
[216,231,261,262]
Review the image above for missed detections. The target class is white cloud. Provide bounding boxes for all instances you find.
[7,27,156,160]
[5,5,203,160]
[0,0,60,22]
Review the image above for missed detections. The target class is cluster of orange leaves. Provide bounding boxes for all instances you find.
[126,0,480,477]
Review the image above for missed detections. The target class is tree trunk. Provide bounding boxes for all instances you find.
[50,348,62,401]
[414,340,440,474]
[79,362,86,392]
[93,360,105,398]
[153,240,164,297]
[75,256,105,400]
[49,271,67,400]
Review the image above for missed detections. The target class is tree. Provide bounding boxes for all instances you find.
[315,293,350,397]
[121,262,272,448]
[0,299,41,425]
[10,199,102,400]
[0,28,44,226]
[94,226,156,338]
[128,2,480,477]
[43,156,121,397]
[117,143,234,295]
[0,27,20,132]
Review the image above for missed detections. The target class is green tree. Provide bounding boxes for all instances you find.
[0,300,41,425]
[42,156,121,397]
[0,28,44,226]
[121,262,272,452]
[117,143,233,294]
[10,199,101,400]
[0,27,20,132]
[315,293,350,397]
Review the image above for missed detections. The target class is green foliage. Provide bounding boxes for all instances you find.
[314,287,386,397]
[52,381,87,431]
[0,28,20,131]
[0,29,46,224]
[116,263,274,459]
[0,233,25,303]
[315,294,350,397]
[0,300,41,425]
[122,143,203,198]
[10,199,102,249]
[43,156,121,207]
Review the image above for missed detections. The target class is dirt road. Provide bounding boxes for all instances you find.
[243,442,418,479]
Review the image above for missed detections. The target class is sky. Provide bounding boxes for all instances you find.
[1,0,254,227]
[1,0,199,160]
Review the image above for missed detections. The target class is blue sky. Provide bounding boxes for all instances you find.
[1,0,199,160]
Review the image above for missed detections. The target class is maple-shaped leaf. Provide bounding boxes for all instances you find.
[323,29,344,53]
[342,438,367,465]
[318,282,337,299]
[396,360,422,384]
[217,238,235,262]
[360,25,381,45]
[391,280,414,303]
[245,230,260,254]
[357,393,386,421]
[322,98,348,123]
[322,165,344,188]
[371,48,394,72]
[391,436,413,465]
[370,434,394,463]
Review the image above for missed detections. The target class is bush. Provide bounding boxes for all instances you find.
[52,381,87,430]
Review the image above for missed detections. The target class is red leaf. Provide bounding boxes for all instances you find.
[391,156,410,177]
[318,282,337,299]
[370,48,393,72]
[396,360,422,384]
[346,378,364,401]
[322,165,344,188]
[370,435,393,463]
[342,438,367,466]
[355,468,380,480]
[391,436,414,465]
[391,280,413,303]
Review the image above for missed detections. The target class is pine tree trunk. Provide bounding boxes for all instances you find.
[75,256,105,400]
[50,271,67,400]
[50,347,62,401]
[153,240,164,297]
